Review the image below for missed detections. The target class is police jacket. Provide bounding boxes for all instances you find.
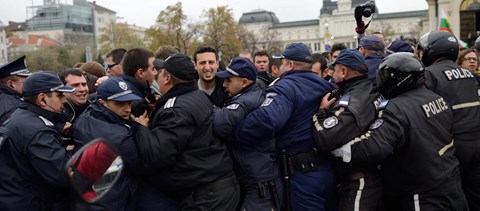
[336,86,459,195]
[120,74,150,117]
[0,102,70,210]
[365,53,384,87]
[425,60,480,140]
[0,84,23,125]
[235,70,335,153]
[313,75,380,151]
[71,101,141,211]
[135,81,234,197]
[213,83,279,184]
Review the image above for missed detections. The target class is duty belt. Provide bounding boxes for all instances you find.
[287,148,327,173]
[194,175,238,195]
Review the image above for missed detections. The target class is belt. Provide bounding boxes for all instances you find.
[288,148,327,173]
[349,171,366,181]
[195,175,238,195]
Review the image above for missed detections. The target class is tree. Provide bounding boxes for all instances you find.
[257,26,283,53]
[237,26,258,53]
[98,22,147,56]
[25,46,81,72]
[145,2,202,56]
[202,6,242,62]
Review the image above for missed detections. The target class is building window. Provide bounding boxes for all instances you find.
[98,17,103,23]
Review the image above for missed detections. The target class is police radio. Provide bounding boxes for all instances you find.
[328,89,340,101]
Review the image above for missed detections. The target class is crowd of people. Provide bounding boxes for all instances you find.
[0,8,480,211]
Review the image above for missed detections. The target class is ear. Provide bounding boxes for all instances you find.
[135,68,144,79]
[36,93,47,106]
[5,79,15,89]
[98,98,106,106]
[241,78,250,88]
[163,73,172,86]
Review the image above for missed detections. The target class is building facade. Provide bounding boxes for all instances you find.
[0,21,8,64]
[239,0,430,53]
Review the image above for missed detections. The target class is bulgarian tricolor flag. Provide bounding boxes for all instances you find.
[438,9,468,48]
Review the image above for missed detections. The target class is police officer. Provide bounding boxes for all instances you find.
[333,52,468,210]
[235,43,336,210]
[214,57,282,210]
[0,56,31,125]
[71,77,144,210]
[358,35,385,87]
[0,71,75,210]
[418,30,480,210]
[133,54,239,210]
[312,49,383,211]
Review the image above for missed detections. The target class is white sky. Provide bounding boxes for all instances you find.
[0,0,429,28]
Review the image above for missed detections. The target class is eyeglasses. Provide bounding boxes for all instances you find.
[107,62,120,69]
[463,57,478,62]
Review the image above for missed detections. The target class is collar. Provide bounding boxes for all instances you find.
[120,74,149,98]
[90,101,135,126]
[20,101,69,133]
[228,82,258,102]
[336,74,369,94]
[0,83,22,97]
[153,81,198,114]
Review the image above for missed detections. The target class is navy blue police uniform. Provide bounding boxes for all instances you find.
[0,56,31,125]
[213,58,282,210]
[235,43,336,210]
[72,77,144,211]
[0,71,75,210]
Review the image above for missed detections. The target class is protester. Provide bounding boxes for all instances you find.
[59,68,90,123]
[193,46,227,107]
[254,50,275,90]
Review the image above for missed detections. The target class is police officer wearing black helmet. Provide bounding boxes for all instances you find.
[0,71,76,210]
[418,30,480,210]
[0,56,31,125]
[333,52,468,210]
[312,49,383,211]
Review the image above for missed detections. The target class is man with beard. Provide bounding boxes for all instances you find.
[193,46,227,107]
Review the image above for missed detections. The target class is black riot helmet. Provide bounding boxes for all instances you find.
[417,30,459,67]
[475,36,480,51]
[376,52,425,99]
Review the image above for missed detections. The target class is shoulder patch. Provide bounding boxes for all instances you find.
[323,116,339,129]
[369,119,384,130]
[226,103,240,110]
[261,92,277,107]
[38,116,54,126]
[164,97,176,109]
[338,95,350,107]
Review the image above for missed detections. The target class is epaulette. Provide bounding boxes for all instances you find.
[164,97,176,109]
[377,99,389,111]
[268,78,280,87]
[38,116,54,126]
[338,95,351,107]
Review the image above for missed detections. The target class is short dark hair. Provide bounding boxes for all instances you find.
[330,43,347,56]
[23,92,52,104]
[312,53,328,72]
[122,48,154,76]
[58,68,84,84]
[106,48,127,64]
[269,57,282,70]
[254,50,270,59]
[193,46,218,63]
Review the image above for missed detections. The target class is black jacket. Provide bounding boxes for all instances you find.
[256,71,275,90]
[213,83,279,184]
[343,86,459,195]
[120,74,151,117]
[0,102,70,210]
[313,75,382,180]
[425,60,480,140]
[0,84,23,125]
[71,101,141,211]
[135,81,234,197]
